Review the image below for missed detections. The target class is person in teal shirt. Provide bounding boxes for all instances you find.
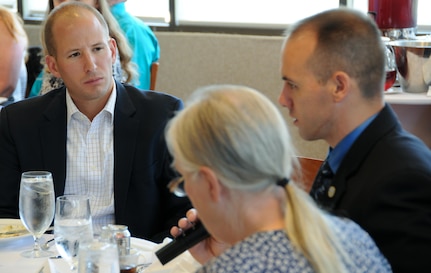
[108,0,160,90]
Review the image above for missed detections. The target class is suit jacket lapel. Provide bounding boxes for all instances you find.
[330,104,400,208]
[113,82,139,218]
[40,89,67,197]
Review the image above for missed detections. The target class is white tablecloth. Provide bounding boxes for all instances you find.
[0,235,200,273]
[0,234,50,273]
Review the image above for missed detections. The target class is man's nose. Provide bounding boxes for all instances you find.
[83,52,97,72]
[278,87,288,107]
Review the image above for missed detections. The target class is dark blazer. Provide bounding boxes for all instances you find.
[310,104,431,273]
[0,81,192,242]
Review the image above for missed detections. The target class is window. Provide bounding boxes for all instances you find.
[174,0,339,28]
[5,0,340,28]
[1,0,430,34]
[124,1,169,25]
[0,0,16,10]
[22,0,47,20]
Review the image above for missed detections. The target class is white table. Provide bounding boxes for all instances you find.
[0,234,51,273]
[0,234,200,273]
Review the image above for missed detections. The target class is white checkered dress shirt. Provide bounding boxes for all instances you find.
[64,84,117,233]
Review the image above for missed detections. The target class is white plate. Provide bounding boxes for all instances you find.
[0,219,32,246]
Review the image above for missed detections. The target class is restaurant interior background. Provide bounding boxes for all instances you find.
[2,0,431,158]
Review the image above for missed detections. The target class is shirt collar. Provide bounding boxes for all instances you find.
[66,80,117,125]
[327,112,378,173]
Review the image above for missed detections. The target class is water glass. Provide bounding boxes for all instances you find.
[19,171,55,258]
[382,37,397,91]
[78,239,119,273]
[119,248,141,273]
[54,195,93,271]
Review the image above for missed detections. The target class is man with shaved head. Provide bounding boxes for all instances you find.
[279,8,431,272]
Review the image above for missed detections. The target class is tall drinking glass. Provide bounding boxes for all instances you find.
[19,171,55,258]
[382,37,397,91]
[54,195,94,271]
[78,239,119,273]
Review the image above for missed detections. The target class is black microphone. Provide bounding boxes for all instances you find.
[155,221,210,265]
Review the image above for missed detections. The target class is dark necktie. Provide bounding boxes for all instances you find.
[310,160,334,204]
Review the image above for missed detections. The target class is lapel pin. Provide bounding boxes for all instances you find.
[328,186,336,198]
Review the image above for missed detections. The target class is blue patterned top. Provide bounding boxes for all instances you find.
[196,216,392,273]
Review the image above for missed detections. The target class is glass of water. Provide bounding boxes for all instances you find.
[19,171,55,258]
[382,37,397,91]
[54,195,94,271]
[78,239,119,273]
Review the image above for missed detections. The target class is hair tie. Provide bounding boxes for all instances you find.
[276,178,289,187]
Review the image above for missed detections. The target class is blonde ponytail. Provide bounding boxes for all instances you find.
[284,183,352,273]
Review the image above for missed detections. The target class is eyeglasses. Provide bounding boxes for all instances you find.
[167,176,187,197]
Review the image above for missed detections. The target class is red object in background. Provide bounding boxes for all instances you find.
[384,70,397,91]
[368,0,418,29]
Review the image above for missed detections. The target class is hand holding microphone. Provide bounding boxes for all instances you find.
[155,220,210,265]
[156,208,230,266]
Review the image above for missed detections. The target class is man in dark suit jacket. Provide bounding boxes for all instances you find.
[279,9,431,273]
[312,103,431,272]
[0,2,191,242]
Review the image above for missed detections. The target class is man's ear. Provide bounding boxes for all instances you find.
[109,38,117,64]
[45,55,61,78]
[198,166,223,203]
[331,71,350,102]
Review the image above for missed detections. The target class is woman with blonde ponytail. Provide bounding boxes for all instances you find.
[166,84,391,273]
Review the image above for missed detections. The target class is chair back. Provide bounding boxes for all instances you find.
[294,156,323,193]
[150,62,159,90]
